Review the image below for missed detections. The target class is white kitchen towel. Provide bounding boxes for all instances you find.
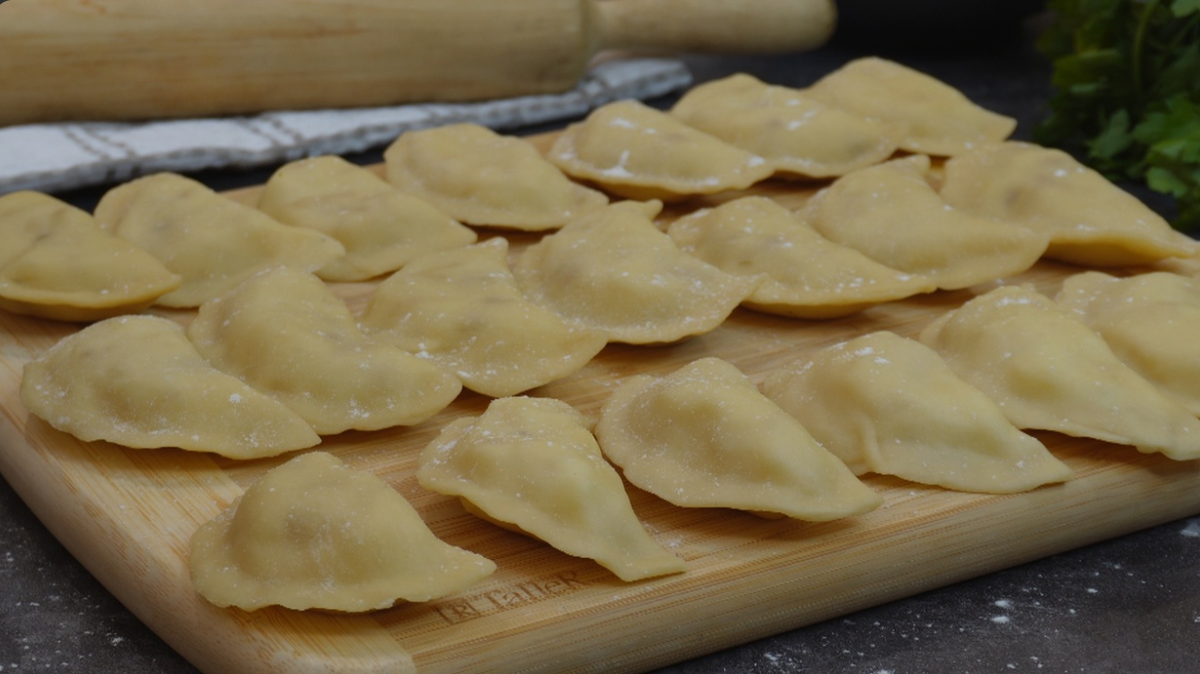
[0,57,691,197]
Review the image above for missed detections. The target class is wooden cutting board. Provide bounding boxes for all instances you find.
[2,148,1200,674]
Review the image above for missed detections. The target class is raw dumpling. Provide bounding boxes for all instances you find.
[919,284,1200,461]
[594,357,882,520]
[360,238,607,398]
[803,57,1016,156]
[0,191,180,321]
[1056,271,1200,415]
[416,396,686,582]
[670,73,900,178]
[188,267,461,435]
[762,331,1073,493]
[190,451,496,612]
[383,123,609,230]
[256,155,477,282]
[547,99,774,201]
[666,195,935,318]
[512,201,762,344]
[803,155,1048,290]
[939,141,1200,266]
[19,315,319,458]
[93,172,345,307]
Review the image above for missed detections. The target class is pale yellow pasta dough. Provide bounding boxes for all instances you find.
[594,357,882,520]
[256,155,477,282]
[670,73,900,178]
[939,141,1200,266]
[360,238,607,398]
[190,451,496,612]
[93,172,345,307]
[803,57,1017,156]
[762,331,1073,493]
[667,196,935,318]
[547,99,774,201]
[919,284,1200,461]
[0,191,180,321]
[417,396,686,582]
[383,123,608,230]
[19,315,319,458]
[512,201,762,344]
[1151,254,1200,279]
[803,155,1048,290]
[188,267,461,435]
[1056,271,1200,415]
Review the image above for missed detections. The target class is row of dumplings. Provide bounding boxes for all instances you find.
[2,56,1196,329]
[24,162,1184,464]
[188,266,1200,613]
[2,140,1193,334]
[2,151,1195,339]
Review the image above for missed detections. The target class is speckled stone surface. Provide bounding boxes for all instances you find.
[4,12,1200,674]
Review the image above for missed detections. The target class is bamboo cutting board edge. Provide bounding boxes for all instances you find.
[4,153,1200,673]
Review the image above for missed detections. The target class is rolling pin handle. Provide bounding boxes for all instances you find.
[590,0,838,54]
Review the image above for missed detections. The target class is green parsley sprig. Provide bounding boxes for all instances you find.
[1035,0,1200,231]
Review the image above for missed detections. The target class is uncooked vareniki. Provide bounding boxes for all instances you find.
[762,331,1073,493]
[547,99,773,201]
[93,172,344,307]
[190,451,496,612]
[19,315,319,458]
[1056,271,1200,415]
[188,267,461,435]
[417,396,686,582]
[670,73,900,179]
[803,57,1017,156]
[360,238,607,398]
[594,357,882,520]
[919,284,1200,461]
[383,123,608,231]
[666,196,935,318]
[0,191,180,321]
[256,155,477,282]
[939,141,1200,266]
[803,155,1048,290]
[513,201,762,344]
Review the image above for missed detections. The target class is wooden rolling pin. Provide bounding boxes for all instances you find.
[0,0,837,126]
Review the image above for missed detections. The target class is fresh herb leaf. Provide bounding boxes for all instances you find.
[1036,0,1200,231]
[1173,0,1200,18]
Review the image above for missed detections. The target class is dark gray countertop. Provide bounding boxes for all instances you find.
[4,11,1200,674]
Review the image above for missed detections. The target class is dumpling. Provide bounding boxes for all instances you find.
[547,99,774,201]
[93,172,345,307]
[919,284,1200,461]
[762,331,1073,493]
[383,123,609,231]
[360,238,607,398]
[256,155,477,282]
[803,57,1017,156]
[666,195,935,318]
[190,451,496,612]
[0,191,180,321]
[594,357,882,520]
[512,201,762,344]
[187,267,461,435]
[939,141,1200,266]
[670,73,900,178]
[19,315,319,458]
[1056,271,1200,415]
[416,396,686,582]
[802,155,1048,290]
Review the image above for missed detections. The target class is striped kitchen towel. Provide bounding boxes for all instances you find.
[0,57,691,196]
